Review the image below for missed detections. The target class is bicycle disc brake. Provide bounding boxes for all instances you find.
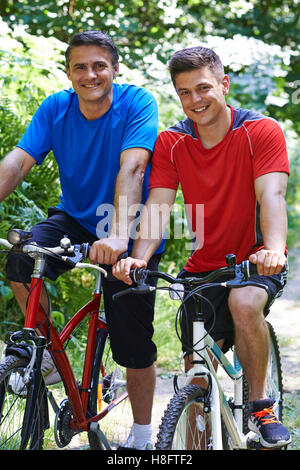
[54,399,77,448]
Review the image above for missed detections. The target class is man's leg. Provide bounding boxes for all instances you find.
[126,365,156,425]
[228,285,291,448]
[228,285,269,401]
[10,281,50,316]
[103,254,161,449]
[116,366,155,450]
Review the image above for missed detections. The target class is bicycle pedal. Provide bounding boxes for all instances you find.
[247,438,287,451]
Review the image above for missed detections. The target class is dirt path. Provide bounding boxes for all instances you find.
[266,250,300,392]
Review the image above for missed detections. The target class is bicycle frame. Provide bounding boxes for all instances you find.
[114,263,284,451]
[185,314,267,450]
[5,246,128,442]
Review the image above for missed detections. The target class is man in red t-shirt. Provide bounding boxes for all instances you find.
[113,46,290,448]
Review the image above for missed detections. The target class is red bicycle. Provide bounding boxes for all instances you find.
[0,229,130,450]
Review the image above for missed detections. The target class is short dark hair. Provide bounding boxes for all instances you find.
[168,46,224,87]
[65,31,119,68]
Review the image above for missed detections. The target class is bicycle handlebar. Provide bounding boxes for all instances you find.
[112,257,267,301]
[0,235,108,276]
[0,231,266,300]
[0,229,129,278]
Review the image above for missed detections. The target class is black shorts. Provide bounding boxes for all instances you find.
[178,266,287,354]
[6,208,161,369]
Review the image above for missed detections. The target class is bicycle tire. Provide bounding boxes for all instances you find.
[0,354,47,450]
[87,428,105,450]
[87,337,131,450]
[156,384,216,450]
[242,321,283,433]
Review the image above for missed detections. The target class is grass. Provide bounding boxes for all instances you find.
[283,391,300,450]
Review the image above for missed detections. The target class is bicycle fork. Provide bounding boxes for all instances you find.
[189,313,223,450]
[6,328,50,449]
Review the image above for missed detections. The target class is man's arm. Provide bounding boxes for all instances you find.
[249,171,288,275]
[112,187,177,284]
[89,147,152,265]
[0,148,36,202]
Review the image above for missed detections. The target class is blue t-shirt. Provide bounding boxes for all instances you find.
[17,83,165,253]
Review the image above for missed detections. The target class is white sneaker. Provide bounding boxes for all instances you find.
[41,349,61,385]
[0,344,6,363]
[8,372,27,397]
[117,442,154,450]
[118,426,154,450]
[4,348,61,391]
[137,442,154,450]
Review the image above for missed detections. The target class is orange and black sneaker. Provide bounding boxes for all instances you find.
[248,398,291,449]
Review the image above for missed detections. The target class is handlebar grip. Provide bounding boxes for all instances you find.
[117,251,128,261]
[249,262,258,275]
[80,245,128,263]
[241,260,257,279]
[97,252,129,282]
[129,268,148,283]
[80,242,90,260]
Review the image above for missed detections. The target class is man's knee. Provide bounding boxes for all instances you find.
[228,287,268,327]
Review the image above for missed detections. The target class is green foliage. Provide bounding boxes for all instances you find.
[1,0,299,133]
[0,18,67,211]
[0,20,68,335]
[153,288,182,370]
[0,0,176,68]
[286,143,300,249]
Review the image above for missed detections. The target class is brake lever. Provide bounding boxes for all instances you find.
[224,265,269,293]
[112,284,155,301]
[225,279,269,293]
[61,244,85,267]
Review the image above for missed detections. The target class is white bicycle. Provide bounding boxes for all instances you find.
[113,255,287,450]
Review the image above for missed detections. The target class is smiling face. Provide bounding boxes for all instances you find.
[66,44,119,118]
[174,66,230,130]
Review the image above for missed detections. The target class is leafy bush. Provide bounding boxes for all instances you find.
[0,20,68,334]
[1,16,300,365]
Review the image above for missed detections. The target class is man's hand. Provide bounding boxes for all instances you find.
[89,238,128,265]
[112,257,147,285]
[249,249,286,276]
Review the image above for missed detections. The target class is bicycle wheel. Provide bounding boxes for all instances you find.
[156,384,214,450]
[266,322,283,418]
[88,337,131,450]
[0,354,47,450]
[242,321,283,432]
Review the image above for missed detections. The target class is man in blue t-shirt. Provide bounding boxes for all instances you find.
[0,31,164,450]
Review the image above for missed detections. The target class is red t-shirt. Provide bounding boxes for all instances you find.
[149,106,289,272]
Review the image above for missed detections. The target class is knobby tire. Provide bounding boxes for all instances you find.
[0,354,47,450]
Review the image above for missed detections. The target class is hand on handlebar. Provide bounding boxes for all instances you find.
[89,238,128,265]
[112,257,147,285]
[249,249,286,276]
